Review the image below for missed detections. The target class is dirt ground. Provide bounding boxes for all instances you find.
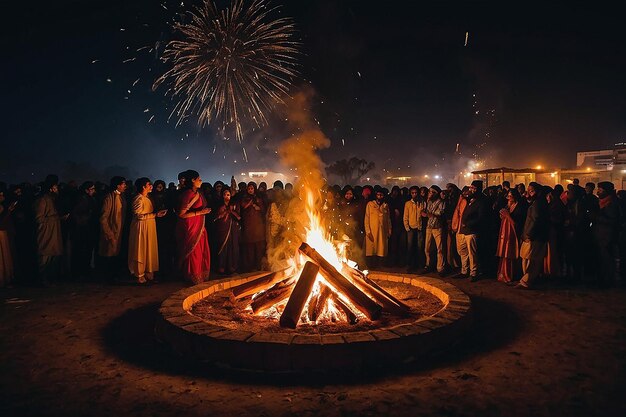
[1,272,625,417]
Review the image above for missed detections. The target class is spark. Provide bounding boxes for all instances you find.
[143,108,150,113]
[91,59,99,64]
[464,31,469,47]
[153,0,300,143]
[357,71,361,77]
[242,147,248,162]
[132,78,140,87]
[213,145,216,153]
[148,115,155,123]
[120,28,126,32]
[122,58,136,63]
[341,139,345,146]
[186,156,190,160]
[106,78,112,83]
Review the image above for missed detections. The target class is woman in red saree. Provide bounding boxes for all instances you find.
[176,170,211,284]
[496,188,527,283]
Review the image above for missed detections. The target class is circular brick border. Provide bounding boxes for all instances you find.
[155,272,472,372]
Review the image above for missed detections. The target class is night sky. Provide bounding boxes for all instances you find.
[3,1,625,184]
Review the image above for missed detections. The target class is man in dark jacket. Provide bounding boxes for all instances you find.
[517,182,549,289]
[591,181,620,286]
[459,180,489,281]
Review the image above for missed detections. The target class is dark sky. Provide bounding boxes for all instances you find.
[3,0,625,184]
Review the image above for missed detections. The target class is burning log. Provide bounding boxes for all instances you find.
[307,283,333,322]
[251,277,296,315]
[343,265,411,316]
[330,294,358,324]
[299,242,382,320]
[280,262,320,329]
[231,267,294,300]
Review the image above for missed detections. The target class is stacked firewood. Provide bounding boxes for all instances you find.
[230,242,411,329]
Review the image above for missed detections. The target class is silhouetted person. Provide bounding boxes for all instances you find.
[68,181,98,280]
[99,176,127,283]
[516,182,549,289]
[591,181,620,286]
[34,175,65,285]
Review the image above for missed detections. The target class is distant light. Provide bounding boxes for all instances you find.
[586,167,591,171]
[424,174,429,178]
[535,165,542,170]
[434,175,441,180]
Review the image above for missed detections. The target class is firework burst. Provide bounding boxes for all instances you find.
[153,0,300,142]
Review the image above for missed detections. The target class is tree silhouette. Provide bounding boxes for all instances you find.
[325,157,375,185]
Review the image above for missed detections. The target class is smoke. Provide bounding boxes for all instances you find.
[265,87,332,269]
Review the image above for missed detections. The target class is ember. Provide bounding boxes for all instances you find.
[190,276,445,335]
[224,241,420,329]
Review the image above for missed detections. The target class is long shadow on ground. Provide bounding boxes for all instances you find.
[101,295,523,386]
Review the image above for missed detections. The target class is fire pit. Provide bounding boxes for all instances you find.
[155,270,472,372]
[155,147,471,372]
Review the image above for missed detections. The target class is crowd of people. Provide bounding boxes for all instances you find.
[0,172,622,289]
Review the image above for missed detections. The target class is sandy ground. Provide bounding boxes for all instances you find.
[1,273,625,417]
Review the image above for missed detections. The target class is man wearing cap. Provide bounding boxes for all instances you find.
[591,181,620,286]
[458,180,489,281]
[516,182,549,289]
[420,185,448,276]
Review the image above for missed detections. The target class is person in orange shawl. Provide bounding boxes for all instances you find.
[496,188,527,283]
[451,186,469,278]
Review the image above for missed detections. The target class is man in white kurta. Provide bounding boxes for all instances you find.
[364,190,392,266]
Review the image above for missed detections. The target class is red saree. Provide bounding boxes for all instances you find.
[176,189,211,283]
[496,214,519,283]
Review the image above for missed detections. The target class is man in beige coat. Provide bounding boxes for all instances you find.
[99,176,127,282]
[34,175,66,285]
[365,190,392,269]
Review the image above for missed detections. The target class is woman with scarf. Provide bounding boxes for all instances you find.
[496,188,527,283]
[213,187,240,275]
[239,182,266,272]
[176,170,211,283]
[128,178,167,284]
